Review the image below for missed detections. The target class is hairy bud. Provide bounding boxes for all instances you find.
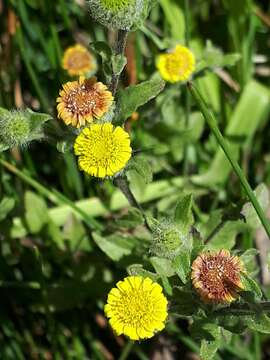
[150,219,184,259]
[0,108,51,148]
[88,0,154,30]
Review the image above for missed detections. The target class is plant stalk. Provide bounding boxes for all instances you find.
[188,82,270,239]
[109,29,128,96]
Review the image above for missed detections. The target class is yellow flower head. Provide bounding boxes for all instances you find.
[104,276,168,340]
[157,45,195,83]
[191,249,245,304]
[74,123,131,178]
[57,77,113,128]
[62,44,96,76]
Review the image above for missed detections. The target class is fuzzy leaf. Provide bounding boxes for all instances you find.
[116,75,165,122]
[0,197,15,221]
[174,194,194,235]
[92,233,135,261]
[24,191,49,233]
[127,156,153,184]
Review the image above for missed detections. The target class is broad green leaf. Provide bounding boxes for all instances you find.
[115,207,144,228]
[92,233,135,261]
[241,183,269,229]
[89,41,112,80]
[115,75,165,122]
[172,250,190,284]
[25,191,49,233]
[150,256,174,295]
[191,321,221,360]
[240,272,262,301]
[127,156,153,184]
[245,314,270,334]
[0,197,15,221]
[174,194,194,235]
[112,54,127,76]
[159,0,185,41]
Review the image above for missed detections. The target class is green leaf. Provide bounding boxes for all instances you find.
[89,41,112,80]
[115,207,144,228]
[0,197,15,221]
[116,75,165,123]
[241,183,270,230]
[174,194,194,235]
[150,257,174,295]
[172,250,191,284]
[92,233,135,261]
[197,41,241,72]
[112,54,127,76]
[127,156,153,184]
[63,214,90,252]
[191,320,221,360]
[27,108,52,129]
[240,272,262,302]
[245,314,270,334]
[24,191,49,233]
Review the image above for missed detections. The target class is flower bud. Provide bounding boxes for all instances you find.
[150,219,183,259]
[0,108,51,148]
[88,0,152,30]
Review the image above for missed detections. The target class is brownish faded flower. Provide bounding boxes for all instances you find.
[191,250,245,304]
[62,44,97,76]
[56,77,113,128]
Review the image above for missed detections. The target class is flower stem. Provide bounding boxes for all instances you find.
[109,29,128,96]
[119,340,133,360]
[187,82,270,239]
[214,301,270,316]
[113,176,142,211]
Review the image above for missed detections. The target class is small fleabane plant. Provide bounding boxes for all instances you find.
[0,108,51,148]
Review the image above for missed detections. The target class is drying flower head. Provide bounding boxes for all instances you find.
[104,276,168,340]
[57,77,113,128]
[191,250,245,304]
[157,45,195,83]
[62,44,96,76]
[88,0,145,30]
[74,123,131,178]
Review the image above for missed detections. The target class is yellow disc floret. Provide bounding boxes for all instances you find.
[62,44,96,76]
[74,123,131,178]
[104,276,168,340]
[157,45,195,83]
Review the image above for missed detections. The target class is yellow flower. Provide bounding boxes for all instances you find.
[104,276,168,340]
[62,44,96,76]
[74,123,131,178]
[57,77,113,128]
[191,249,245,304]
[157,45,195,83]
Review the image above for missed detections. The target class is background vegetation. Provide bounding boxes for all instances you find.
[0,0,270,358]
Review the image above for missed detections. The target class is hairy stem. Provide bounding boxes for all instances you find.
[109,29,128,96]
[188,82,270,239]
